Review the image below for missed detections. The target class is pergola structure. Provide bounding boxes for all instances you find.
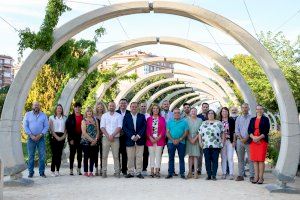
[0,1,298,192]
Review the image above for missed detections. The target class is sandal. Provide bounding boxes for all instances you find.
[251,178,259,184]
[257,178,264,184]
[150,173,155,178]
[156,172,161,178]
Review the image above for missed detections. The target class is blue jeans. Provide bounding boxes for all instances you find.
[203,148,220,177]
[27,136,46,175]
[167,142,186,176]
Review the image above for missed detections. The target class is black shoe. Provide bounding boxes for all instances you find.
[212,176,217,181]
[137,174,144,179]
[40,173,47,178]
[28,173,33,178]
[180,175,186,179]
[122,172,128,176]
[206,176,211,180]
[125,174,134,178]
[165,175,173,179]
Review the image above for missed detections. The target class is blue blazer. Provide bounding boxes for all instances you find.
[122,113,146,147]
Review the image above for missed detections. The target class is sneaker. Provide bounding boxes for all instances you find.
[221,174,226,179]
[212,176,217,181]
[102,172,107,178]
[40,173,47,178]
[51,171,56,177]
[89,172,94,177]
[84,172,89,177]
[137,174,144,179]
[165,175,173,179]
[235,176,244,181]
[70,169,74,176]
[28,173,34,178]
[56,171,60,176]
[229,175,234,180]
[77,168,82,175]
[125,174,134,178]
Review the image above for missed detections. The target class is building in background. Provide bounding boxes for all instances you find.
[99,50,174,96]
[0,55,14,88]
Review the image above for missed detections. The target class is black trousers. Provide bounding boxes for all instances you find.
[203,148,220,177]
[82,145,98,173]
[143,145,149,171]
[94,140,102,169]
[69,136,82,169]
[50,132,65,172]
[119,134,127,174]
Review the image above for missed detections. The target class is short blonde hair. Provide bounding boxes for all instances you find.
[85,106,94,117]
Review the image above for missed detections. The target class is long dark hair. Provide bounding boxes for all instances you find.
[54,104,64,119]
[219,107,230,121]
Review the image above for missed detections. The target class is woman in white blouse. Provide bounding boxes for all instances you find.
[49,104,67,176]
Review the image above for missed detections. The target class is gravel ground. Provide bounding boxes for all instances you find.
[3,151,300,200]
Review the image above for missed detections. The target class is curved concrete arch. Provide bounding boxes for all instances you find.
[0,1,297,184]
[179,96,221,111]
[179,96,205,110]
[170,92,201,111]
[96,57,238,104]
[160,87,217,106]
[127,81,215,107]
[192,99,221,109]
[267,111,278,131]
[114,69,227,106]
[128,69,227,104]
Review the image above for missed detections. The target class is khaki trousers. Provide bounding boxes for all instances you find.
[102,137,120,173]
[126,145,144,175]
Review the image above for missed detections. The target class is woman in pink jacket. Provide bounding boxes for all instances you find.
[146,104,166,178]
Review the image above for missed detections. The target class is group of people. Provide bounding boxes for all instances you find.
[23,99,270,184]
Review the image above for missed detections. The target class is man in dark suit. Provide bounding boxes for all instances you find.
[116,98,130,176]
[122,102,146,179]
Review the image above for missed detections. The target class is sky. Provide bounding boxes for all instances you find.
[0,0,299,68]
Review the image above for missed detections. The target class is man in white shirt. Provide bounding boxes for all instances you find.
[100,101,123,178]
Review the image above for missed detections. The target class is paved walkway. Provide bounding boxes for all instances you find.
[3,153,300,200]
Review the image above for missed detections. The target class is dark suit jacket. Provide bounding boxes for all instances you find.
[122,113,146,147]
[248,115,270,143]
[116,109,130,116]
[66,113,83,142]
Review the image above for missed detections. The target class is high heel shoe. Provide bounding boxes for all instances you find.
[251,178,259,184]
[257,178,264,184]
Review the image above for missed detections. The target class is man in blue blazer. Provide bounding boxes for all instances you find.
[122,102,146,178]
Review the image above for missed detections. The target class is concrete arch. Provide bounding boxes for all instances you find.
[192,99,221,110]
[170,92,202,111]
[179,96,204,110]
[127,81,215,107]
[114,70,226,106]
[96,57,238,104]
[128,69,227,104]
[0,1,297,184]
[160,88,217,106]
[266,111,278,131]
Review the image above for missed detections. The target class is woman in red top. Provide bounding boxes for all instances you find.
[248,105,270,184]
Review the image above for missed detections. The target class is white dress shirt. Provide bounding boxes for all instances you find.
[49,115,67,133]
[100,112,123,137]
[131,113,137,131]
